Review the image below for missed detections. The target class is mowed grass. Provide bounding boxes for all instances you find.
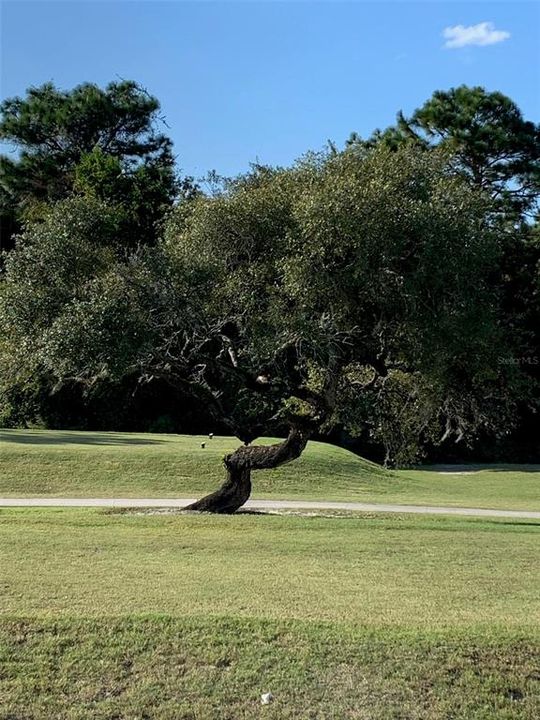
[0,509,540,720]
[1,429,539,510]
[1,432,538,716]
[1,509,538,626]
[2,617,538,720]
[1,508,539,718]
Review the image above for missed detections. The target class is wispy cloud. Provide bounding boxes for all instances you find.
[442,22,510,49]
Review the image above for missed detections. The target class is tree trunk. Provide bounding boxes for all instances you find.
[184,427,310,514]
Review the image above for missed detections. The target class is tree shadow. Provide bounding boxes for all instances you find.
[0,431,166,446]
[480,520,540,529]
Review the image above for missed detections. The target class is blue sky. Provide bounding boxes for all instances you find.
[1,1,539,178]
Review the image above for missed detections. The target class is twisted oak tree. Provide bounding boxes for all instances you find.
[185,428,310,513]
[0,146,506,512]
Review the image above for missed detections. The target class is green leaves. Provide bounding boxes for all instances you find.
[0,142,514,454]
[158,145,504,445]
[0,80,178,248]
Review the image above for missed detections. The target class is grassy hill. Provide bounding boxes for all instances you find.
[0,429,538,510]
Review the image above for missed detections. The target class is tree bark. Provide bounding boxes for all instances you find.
[184,427,311,514]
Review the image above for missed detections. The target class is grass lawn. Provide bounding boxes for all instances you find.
[1,429,539,510]
[0,508,539,718]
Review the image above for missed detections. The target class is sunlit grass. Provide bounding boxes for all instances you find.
[1,509,538,628]
[1,508,538,718]
[1,435,537,715]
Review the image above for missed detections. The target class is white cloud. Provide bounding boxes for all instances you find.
[442,22,510,49]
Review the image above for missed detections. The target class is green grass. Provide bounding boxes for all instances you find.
[1,429,539,510]
[1,509,538,627]
[0,509,539,718]
[1,431,539,717]
[1,617,538,720]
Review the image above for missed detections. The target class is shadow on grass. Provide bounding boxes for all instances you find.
[0,431,166,446]
[99,509,540,532]
[480,520,540,529]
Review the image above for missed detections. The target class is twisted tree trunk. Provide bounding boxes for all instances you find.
[184,427,311,513]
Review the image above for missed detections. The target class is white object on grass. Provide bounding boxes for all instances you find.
[261,692,274,705]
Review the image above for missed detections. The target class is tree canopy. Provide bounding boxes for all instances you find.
[347,86,540,449]
[0,145,512,510]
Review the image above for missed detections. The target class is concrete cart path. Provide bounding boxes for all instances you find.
[0,497,539,519]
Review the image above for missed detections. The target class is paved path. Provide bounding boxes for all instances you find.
[0,498,539,519]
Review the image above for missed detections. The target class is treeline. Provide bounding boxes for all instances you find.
[0,81,538,465]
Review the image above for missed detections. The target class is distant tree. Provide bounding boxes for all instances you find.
[0,80,178,248]
[348,86,540,217]
[0,146,514,510]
